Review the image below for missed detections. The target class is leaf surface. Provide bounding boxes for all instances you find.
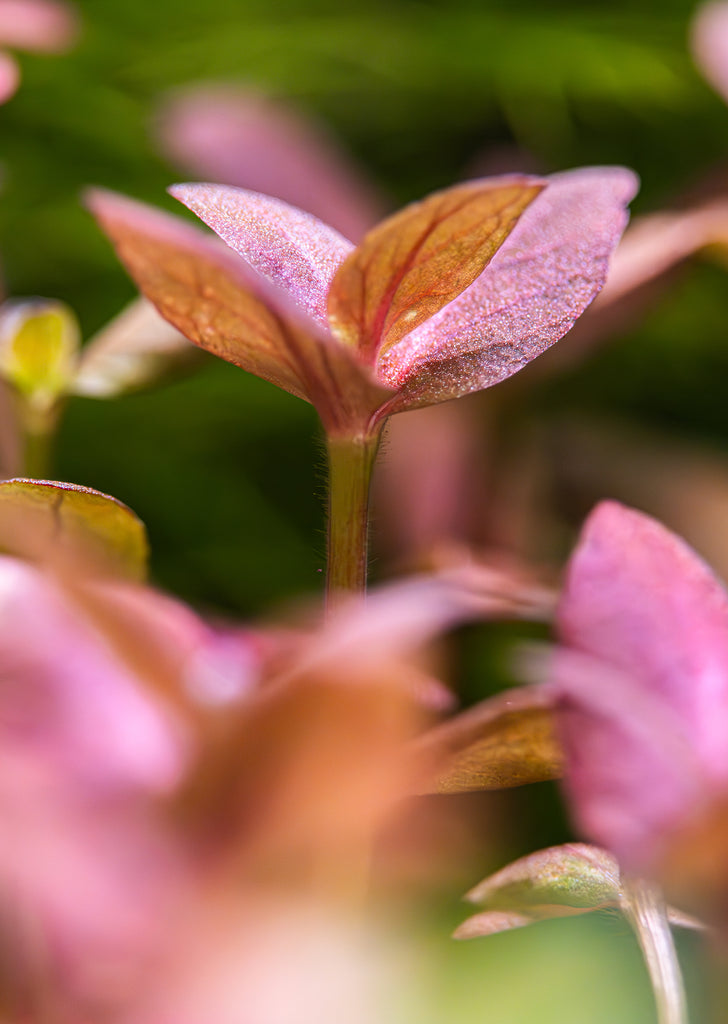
[328,177,543,360]
[379,166,639,411]
[169,183,353,331]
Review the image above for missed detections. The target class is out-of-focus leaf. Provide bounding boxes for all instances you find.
[411,687,562,794]
[455,843,706,940]
[72,297,204,398]
[0,48,17,102]
[0,298,79,404]
[454,845,620,940]
[0,478,149,581]
[155,85,385,242]
[0,0,78,52]
[691,1,728,105]
[452,911,537,939]
[327,178,543,361]
[555,197,728,367]
[467,844,621,912]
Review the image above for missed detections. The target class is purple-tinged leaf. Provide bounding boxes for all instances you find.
[156,85,385,241]
[169,182,354,332]
[377,167,639,412]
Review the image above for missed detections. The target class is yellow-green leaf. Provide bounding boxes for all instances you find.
[0,479,149,582]
[0,299,80,404]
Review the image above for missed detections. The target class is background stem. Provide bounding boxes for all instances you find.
[13,396,59,480]
[622,878,689,1024]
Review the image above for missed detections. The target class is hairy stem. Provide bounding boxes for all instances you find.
[622,878,689,1024]
[326,430,382,604]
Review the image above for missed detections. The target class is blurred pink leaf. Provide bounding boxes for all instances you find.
[0,0,77,104]
[0,48,18,102]
[692,1,728,103]
[552,501,728,876]
[551,196,728,365]
[155,85,385,242]
[0,555,187,793]
[0,0,77,50]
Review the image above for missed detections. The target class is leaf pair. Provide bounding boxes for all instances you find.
[89,166,637,438]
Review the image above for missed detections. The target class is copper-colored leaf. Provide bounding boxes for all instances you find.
[411,687,563,794]
[85,189,311,403]
[327,177,544,361]
[0,478,149,581]
[378,167,639,413]
[88,189,393,436]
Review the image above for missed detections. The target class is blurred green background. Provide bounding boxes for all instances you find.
[2,0,726,613]
[0,2,724,1018]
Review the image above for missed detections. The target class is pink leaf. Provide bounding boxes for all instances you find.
[169,182,354,331]
[554,501,728,869]
[0,0,77,51]
[692,1,728,104]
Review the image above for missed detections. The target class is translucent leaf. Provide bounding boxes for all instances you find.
[379,167,638,411]
[73,297,203,398]
[327,177,543,361]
